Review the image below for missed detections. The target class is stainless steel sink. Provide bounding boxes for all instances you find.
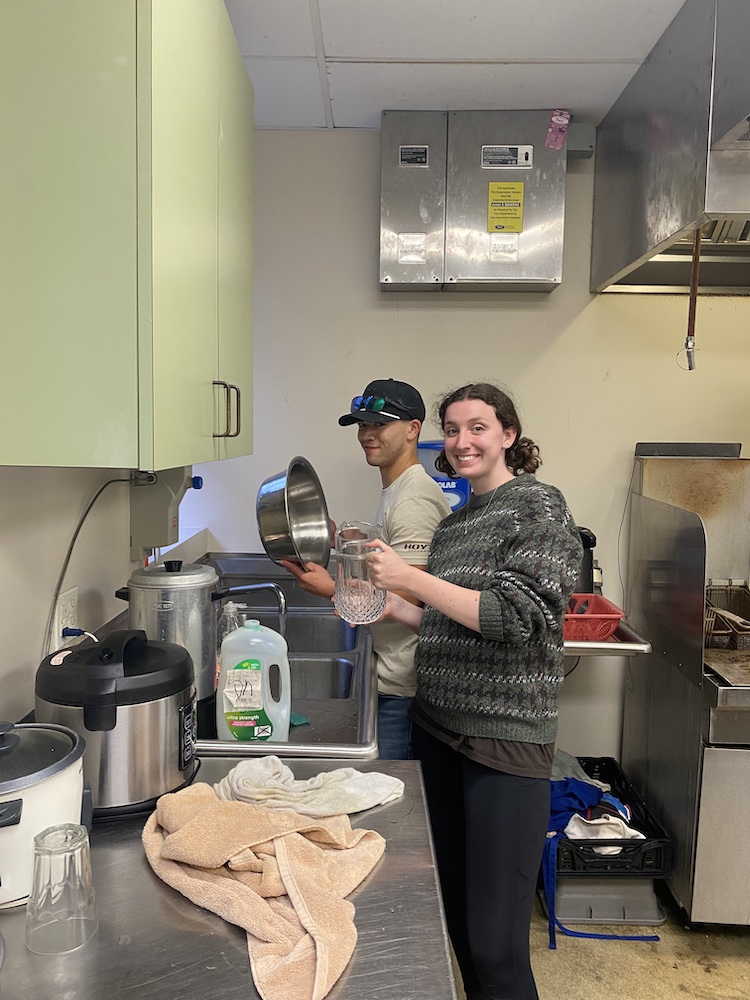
[196,552,378,760]
[290,654,354,698]
[253,610,358,653]
[206,552,337,610]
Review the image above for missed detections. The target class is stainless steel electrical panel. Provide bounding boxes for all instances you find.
[380,109,567,292]
[445,110,566,291]
[379,111,447,291]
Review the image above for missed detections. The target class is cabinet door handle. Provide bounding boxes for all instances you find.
[227,383,241,438]
[212,381,242,438]
[212,380,232,438]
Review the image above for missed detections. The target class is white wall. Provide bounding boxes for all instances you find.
[183,129,750,757]
[0,468,132,723]
[3,128,749,756]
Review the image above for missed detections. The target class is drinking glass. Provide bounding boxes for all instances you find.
[25,824,98,955]
[334,522,386,625]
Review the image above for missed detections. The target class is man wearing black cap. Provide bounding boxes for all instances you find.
[281,378,450,759]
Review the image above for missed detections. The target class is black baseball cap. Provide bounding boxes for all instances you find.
[338,378,426,426]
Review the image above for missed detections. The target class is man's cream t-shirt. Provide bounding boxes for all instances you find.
[370,464,451,697]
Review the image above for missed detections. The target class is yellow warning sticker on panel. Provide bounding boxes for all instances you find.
[487,182,524,233]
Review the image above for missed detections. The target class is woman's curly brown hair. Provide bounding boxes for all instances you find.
[434,382,542,479]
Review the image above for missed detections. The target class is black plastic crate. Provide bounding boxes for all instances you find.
[555,757,671,878]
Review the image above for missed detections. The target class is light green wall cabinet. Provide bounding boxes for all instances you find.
[0,0,253,470]
[216,10,255,462]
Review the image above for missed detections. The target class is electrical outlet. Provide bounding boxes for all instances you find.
[54,586,78,644]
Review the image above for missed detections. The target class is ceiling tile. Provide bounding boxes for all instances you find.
[327,61,642,129]
[247,58,329,128]
[225,0,689,128]
[225,0,317,57]
[318,0,685,61]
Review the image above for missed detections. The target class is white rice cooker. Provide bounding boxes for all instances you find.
[0,720,85,908]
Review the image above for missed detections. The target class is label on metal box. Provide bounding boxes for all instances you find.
[399,145,429,166]
[545,110,570,150]
[487,182,525,233]
[481,145,533,168]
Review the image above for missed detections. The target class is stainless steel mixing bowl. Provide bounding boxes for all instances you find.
[256,456,331,567]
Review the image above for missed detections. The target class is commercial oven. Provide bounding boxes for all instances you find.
[623,443,750,924]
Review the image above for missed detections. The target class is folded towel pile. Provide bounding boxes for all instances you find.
[143,782,385,1000]
[214,755,405,817]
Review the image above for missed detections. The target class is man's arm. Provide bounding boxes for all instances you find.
[383,590,425,633]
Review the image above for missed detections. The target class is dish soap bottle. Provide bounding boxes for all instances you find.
[216,619,291,742]
[215,601,246,689]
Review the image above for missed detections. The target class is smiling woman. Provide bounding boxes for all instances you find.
[365,381,582,1000]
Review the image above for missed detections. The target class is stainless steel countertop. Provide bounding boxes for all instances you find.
[0,758,457,1000]
[564,621,651,657]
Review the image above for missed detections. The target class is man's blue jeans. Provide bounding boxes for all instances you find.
[377,694,413,759]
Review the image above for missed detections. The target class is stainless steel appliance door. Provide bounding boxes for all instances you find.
[692,747,750,924]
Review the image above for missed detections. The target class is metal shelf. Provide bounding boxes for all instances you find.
[564,621,651,658]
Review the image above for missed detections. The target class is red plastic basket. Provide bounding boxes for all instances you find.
[563,593,625,642]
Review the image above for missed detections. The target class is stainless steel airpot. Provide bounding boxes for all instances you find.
[116,561,286,736]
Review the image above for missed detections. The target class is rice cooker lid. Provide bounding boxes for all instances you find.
[0,721,84,793]
[35,630,194,708]
[128,560,218,591]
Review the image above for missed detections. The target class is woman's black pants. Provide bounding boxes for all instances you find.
[412,724,549,1000]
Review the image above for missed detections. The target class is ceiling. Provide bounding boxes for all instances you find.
[224,0,687,130]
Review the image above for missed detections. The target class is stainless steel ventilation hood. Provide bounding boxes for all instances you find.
[591,0,750,295]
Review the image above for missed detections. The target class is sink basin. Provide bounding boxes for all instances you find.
[290,654,354,699]
[253,610,358,653]
[198,644,374,759]
[196,552,378,760]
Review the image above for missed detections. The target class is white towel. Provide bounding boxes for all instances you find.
[214,756,404,817]
[564,813,646,856]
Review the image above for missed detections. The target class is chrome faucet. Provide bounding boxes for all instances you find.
[221,581,288,636]
[231,582,287,616]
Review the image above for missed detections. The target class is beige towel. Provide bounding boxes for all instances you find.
[142,782,385,1000]
[214,755,405,817]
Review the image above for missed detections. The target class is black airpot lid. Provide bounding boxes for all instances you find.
[35,630,194,708]
[577,526,597,549]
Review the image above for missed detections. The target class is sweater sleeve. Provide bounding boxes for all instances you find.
[477,496,583,644]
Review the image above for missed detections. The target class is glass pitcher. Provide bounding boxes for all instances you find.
[334,521,386,625]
